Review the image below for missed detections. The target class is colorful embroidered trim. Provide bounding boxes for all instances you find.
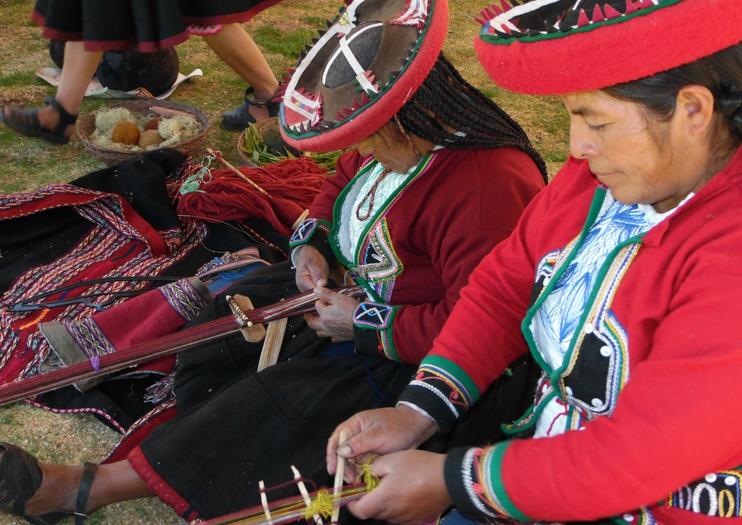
[159,280,208,321]
[479,0,680,45]
[399,355,481,429]
[667,470,742,518]
[356,219,404,302]
[469,444,530,521]
[62,317,116,359]
[559,242,638,417]
[289,218,330,249]
[353,302,397,330]
[353,302,400,360]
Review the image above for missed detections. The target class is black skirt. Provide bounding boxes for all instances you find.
[129,263,538,521]
[32,0,283,51]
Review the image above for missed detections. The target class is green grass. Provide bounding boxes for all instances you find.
[0,1,570,523]
[253,26,318,58]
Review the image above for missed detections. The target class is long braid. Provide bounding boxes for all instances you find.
[398,54,547,181]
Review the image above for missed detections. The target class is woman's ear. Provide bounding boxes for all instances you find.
[676,85,717,139]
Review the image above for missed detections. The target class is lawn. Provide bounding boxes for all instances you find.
[0,1,569,523]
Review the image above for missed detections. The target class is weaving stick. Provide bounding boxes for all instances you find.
[207,148,270,196]
[0,286,365,406]
[257,318,288,372]
[259,480,274,525]
[332,430,349,524]
[291,465,323,525]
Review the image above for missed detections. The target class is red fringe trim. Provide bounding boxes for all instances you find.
[128,446,200,521]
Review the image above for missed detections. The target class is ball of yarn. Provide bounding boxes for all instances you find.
[138,129,163,148]
[145,118,161,131]
[111,120,141,145]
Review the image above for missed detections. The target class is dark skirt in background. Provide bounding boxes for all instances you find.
[125,263,538,522]
[32,0,284,51]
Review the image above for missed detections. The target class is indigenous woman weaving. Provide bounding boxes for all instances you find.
[326,1,742,524]
[0,1,546,524]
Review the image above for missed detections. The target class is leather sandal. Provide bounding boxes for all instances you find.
[0,96,77,145]
[221,87,280,131]
[0,442,98,525]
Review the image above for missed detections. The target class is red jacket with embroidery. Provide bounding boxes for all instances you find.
[290,147,544,364]
[399,147,742,523]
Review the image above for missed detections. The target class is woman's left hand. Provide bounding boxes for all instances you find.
[347,450,451,525]
[304,286,358,341]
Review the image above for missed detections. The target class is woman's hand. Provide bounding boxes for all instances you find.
[294,245,329,292]
[304,286,358,341]
[347,450,451,525]
[327,405,438,480]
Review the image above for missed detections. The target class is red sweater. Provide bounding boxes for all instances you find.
[290,148,544,364]
[400,147,742,523]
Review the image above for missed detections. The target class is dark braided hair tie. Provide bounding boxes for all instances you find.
[715,81,742,140]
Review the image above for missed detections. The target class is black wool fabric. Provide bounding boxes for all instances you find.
[34,0,273,50]
[137,262,538,520]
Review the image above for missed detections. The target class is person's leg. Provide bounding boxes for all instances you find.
[38,41,102,135]
[203,24,280,128]
[1,40,101,142]
[203,23,278,103]
[24,460,150,516]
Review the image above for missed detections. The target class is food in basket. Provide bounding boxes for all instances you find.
[90,106,200,152]
[111,120,140,145]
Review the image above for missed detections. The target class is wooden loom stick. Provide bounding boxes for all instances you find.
[0,286,365,406]
[291,465,323,525]
[258,318,289,372]
[207,147,270,196]
[332,430,349,524]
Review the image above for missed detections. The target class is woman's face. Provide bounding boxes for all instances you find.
[562,90,713,212]
[355,122,421,173]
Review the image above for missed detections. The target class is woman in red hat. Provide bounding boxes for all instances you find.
[0,1,548,523]
[326,1,742,524]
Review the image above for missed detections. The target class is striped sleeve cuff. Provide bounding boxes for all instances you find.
[353,302,401,361]
[444,444,529,523]
[290,218,334,264]
[396,355,481,431]
[289,218,330,249]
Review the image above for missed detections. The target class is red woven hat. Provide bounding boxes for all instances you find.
[279,0,448,152]
[474,0,742,95]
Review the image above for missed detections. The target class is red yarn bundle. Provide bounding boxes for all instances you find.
[176,156,327,236]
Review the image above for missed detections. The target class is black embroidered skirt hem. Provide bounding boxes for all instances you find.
[32,0,282,52]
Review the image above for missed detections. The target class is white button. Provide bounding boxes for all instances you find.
[725,476,737,486]
[584,324,594,334]
[600,346,612,357]
[623,515,635,522]
[705,474,718,483]
[564,386,573,396]
[591,398,603,407]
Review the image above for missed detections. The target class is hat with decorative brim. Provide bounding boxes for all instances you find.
[474,0,742,95]
[279,0,448,152]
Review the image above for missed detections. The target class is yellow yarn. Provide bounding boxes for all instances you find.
[359,461,379,492]
[301,459,380,521]
[303,489,335,520]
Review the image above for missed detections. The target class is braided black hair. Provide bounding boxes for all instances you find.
[397,53,547,181]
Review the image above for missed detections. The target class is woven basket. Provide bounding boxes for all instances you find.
[77,99,208,165]
[236,117,285,166]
